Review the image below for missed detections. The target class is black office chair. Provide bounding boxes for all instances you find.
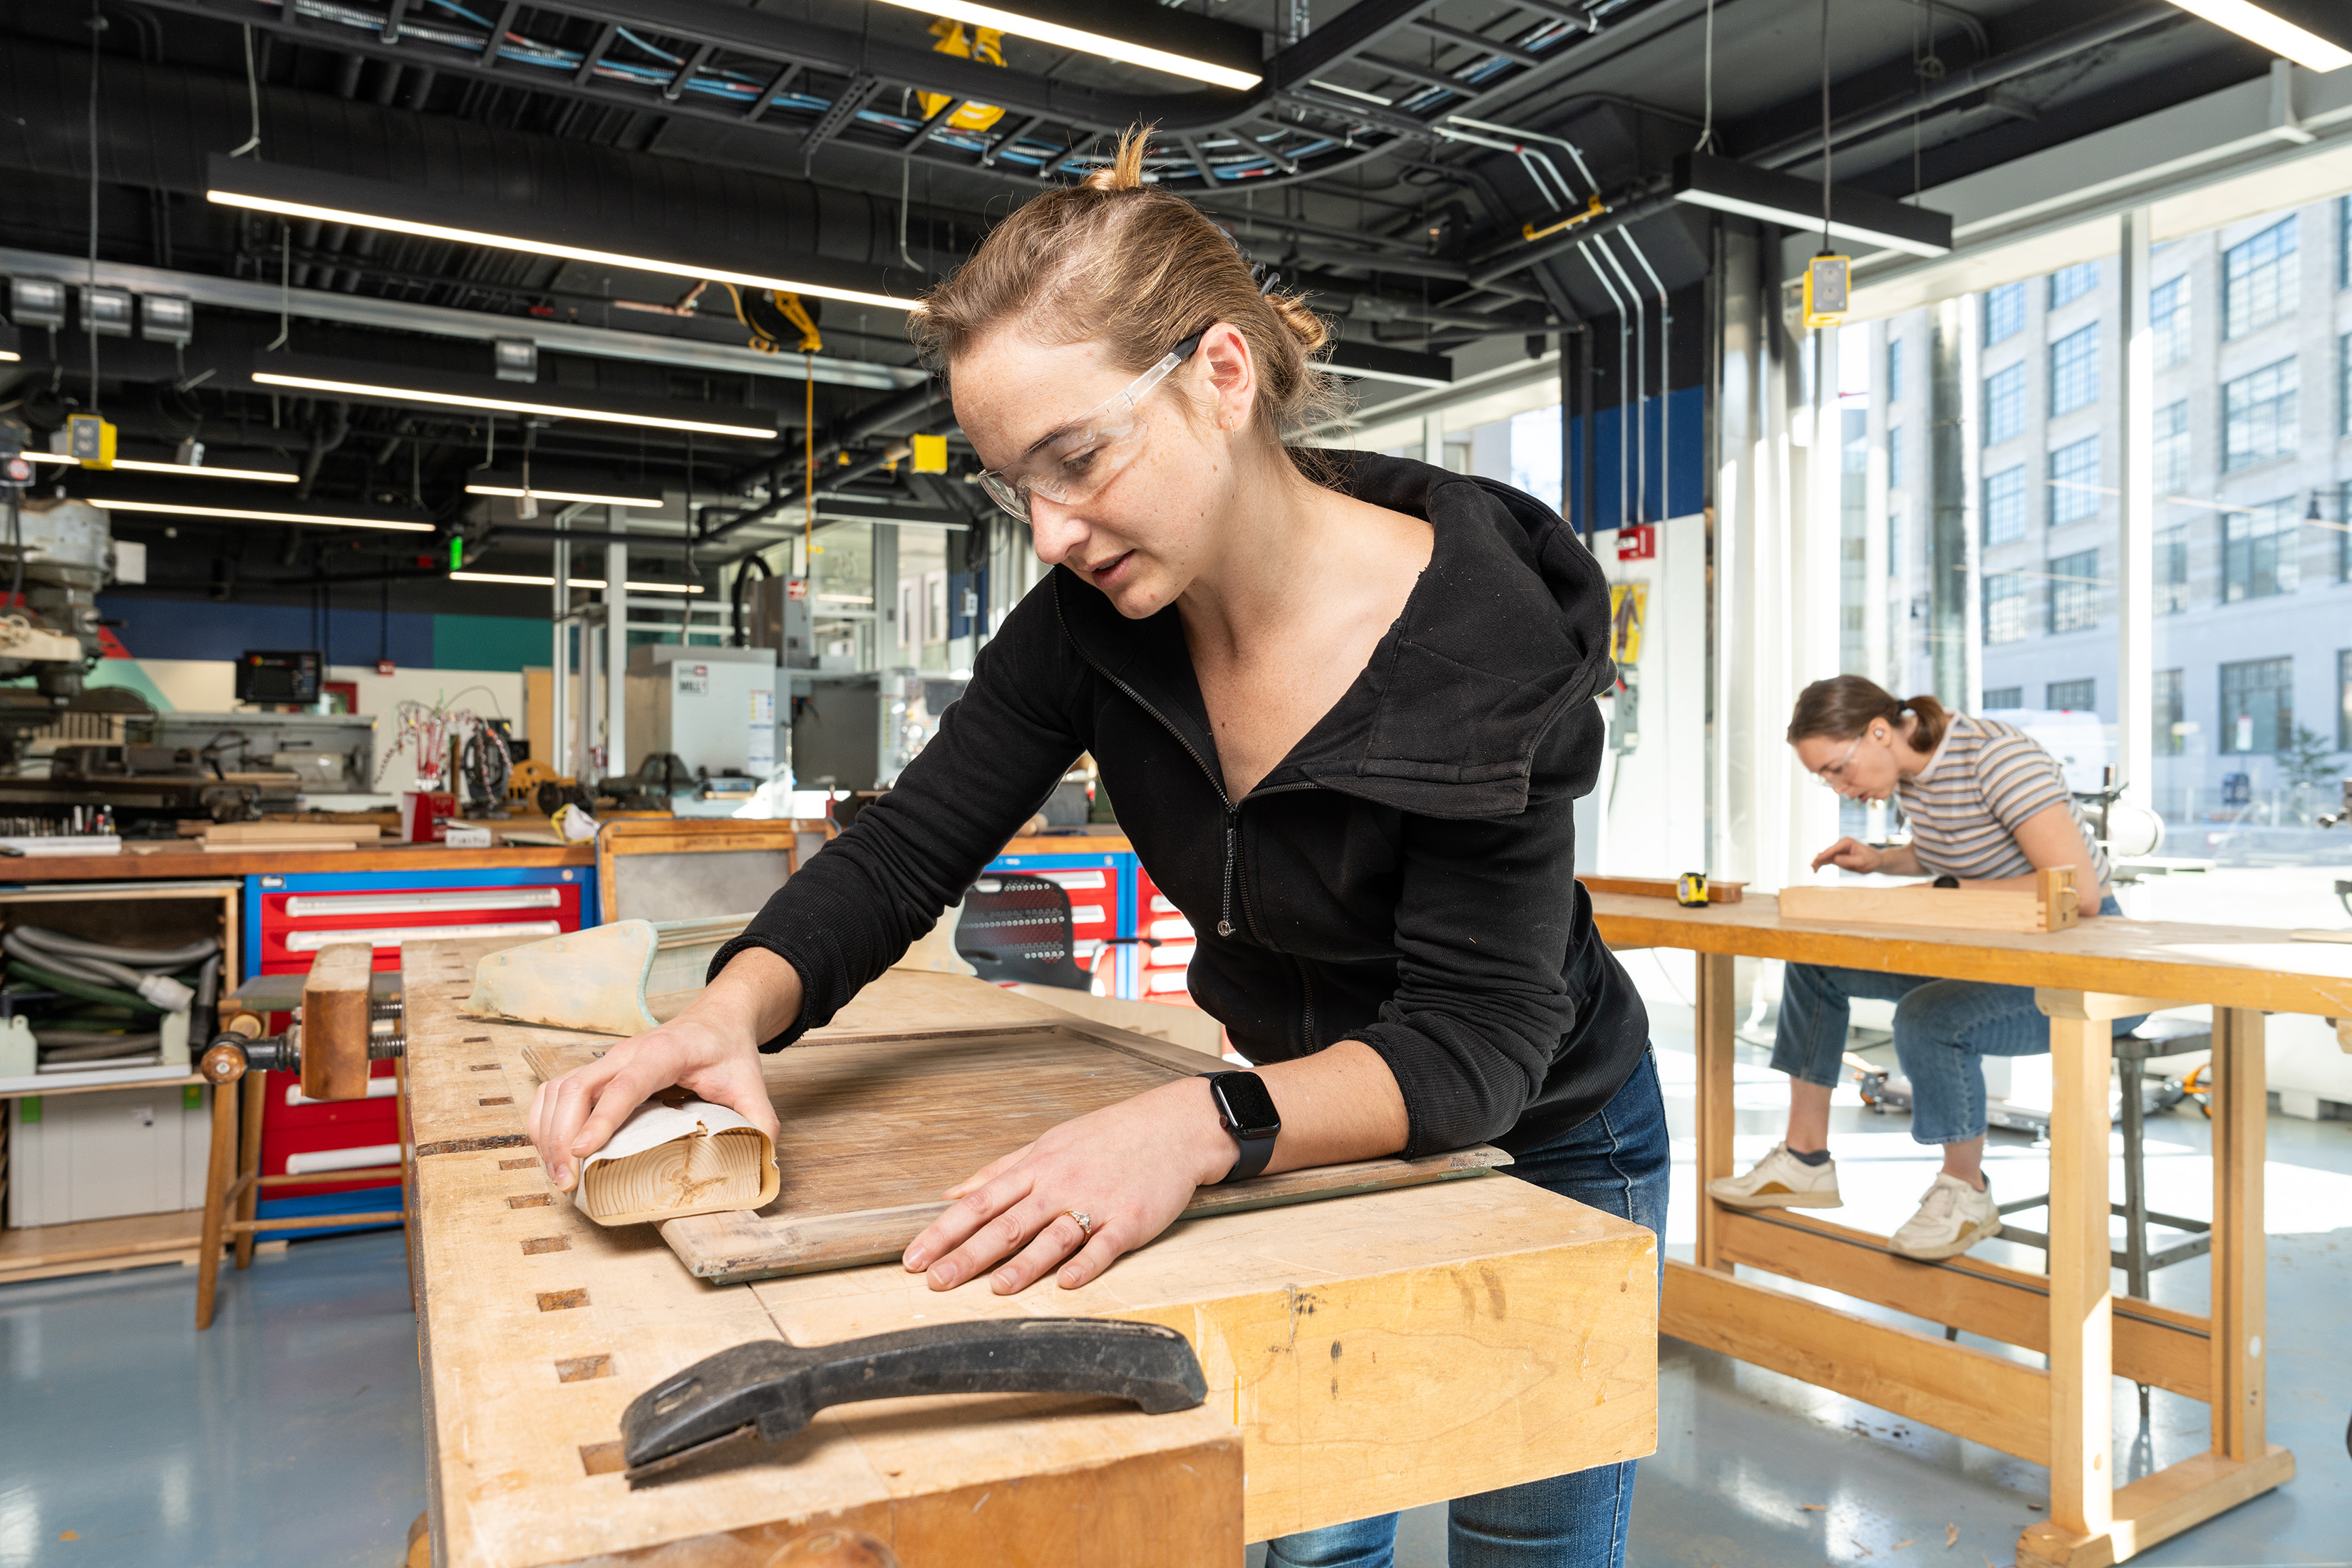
[952,873,1159,992]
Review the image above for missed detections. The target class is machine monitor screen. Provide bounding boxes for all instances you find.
[235,649,322,706]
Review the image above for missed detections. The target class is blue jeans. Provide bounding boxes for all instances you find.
[1262,1051,1670,1568]
[1770,897,2140,1145]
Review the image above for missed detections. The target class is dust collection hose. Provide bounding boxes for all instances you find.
[4,927,217,1011]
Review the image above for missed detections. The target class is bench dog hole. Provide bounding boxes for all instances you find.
[507,1193,552,1209]
[578,1442,624,1476]
[522,1236,570,1255]
[479,1096,513,1106]
[556,1354,612,1383]
[498,1157,536,1170]
[537,1289,589,1312]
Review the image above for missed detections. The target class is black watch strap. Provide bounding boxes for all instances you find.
[1203,1071,1280,1185]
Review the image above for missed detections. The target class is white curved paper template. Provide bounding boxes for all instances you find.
[573,1092,780,1227]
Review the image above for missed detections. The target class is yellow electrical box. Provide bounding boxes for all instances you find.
[922,21,1006,132]
[909,433,949,474]
[1608,582,1646,664]
[66,413,116,470]
[1803,254,1850,329]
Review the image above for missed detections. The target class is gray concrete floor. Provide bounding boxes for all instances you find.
[3,1013,2346,1568]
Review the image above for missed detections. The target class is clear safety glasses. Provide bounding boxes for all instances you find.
[976,327,1209,524]
[1808,733,1864,788]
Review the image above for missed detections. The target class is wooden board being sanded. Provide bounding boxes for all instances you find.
[522,1022,1510,1281]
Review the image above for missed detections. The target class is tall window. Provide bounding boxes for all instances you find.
[2341,649,2352,751]
[2155,399,2190,493]
[1984,572,2028,644]
[2047,678,2095,711]
[2222,216,2298,338]
[1887,337,1904,405]
[2049,324,2100,415]
[2222,499,2301,601]
[2219,656,2292,754]
[2342,195,2351,289]
[1984,363,2026,445]
[1983,686,2024,709]
[2155,668,2185,755]
[2152,275,2191,368]
[2222,357,2297,470]
[1983,465,2028,545]
[1984,283,2026,346]
[2341,333,2352,436]
[2157,523,2190,614]
[2048,262,2099,309]
[1887,425,1902,491]
[2048,548,2100,634]
[2048,436,2100,525]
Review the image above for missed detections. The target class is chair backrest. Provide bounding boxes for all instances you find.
[954,874,1092,991]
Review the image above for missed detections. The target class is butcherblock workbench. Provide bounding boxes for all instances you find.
[1590,892,2352,1568]
[398,934,1659,1567]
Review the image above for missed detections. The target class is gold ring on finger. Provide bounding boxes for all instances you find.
[1064,1209,1094,1238]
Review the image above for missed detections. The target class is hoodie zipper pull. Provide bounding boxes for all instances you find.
[1217,806,1239,938]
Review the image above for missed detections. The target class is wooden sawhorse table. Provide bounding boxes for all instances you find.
[1592,891,2352,1568]
[398,935,1660,1565]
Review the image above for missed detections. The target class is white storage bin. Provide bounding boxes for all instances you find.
[6,1083,209,1227]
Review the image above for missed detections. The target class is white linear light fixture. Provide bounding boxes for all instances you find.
[1670,153,1954,258]
[2164,1,2352,71]
[869,0,1261,90]
[249,370,775,440]
[207,189,907,316]
[26,450,299,483]
[450,571,704,594]
[464,476,665,509]
[91,497,434,532]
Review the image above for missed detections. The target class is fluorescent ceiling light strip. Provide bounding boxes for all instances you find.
[870,0,1259,90]
[450,571,704,594]
[29,451,297,480]
[2165,1,2352,72]
[1672,189,1951,257]
[91,497,433,532]
[465,483,663,508]
[0,351,17,363]
[251,371,773,440]
[207,190,908,314]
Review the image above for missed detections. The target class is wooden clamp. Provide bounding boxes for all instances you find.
[301,943,376,1103]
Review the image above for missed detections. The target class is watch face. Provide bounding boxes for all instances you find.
[1212,1072,1281,1139]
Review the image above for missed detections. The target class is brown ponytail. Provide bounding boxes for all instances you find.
[909,124,1343,458]
[1788,676,1951,752]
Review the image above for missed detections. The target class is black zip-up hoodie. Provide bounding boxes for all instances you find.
[711,452,1651,1159]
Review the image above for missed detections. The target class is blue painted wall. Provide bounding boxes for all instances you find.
[98,597,550,672]
[1565,385,1705,534]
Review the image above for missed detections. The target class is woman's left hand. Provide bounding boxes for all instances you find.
[904,1076,1231,1294]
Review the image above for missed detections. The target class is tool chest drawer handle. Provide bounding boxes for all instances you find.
[282,888,562,919]
[285,920,562,952]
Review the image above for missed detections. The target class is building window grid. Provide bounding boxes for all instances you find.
[2340,649,2352,752]
[1984,363,2026,446]
[1983,686,2024,710]
[1983,465,2028,545]
[1887,337,1904,405]
[2048,436,2100,525]
[2219,656,2293,755]
[2222,357,2298,472]
[1984,282,2026,346]
[2155,668,2186,755]
[1887,425,1902,492]
[2049,324,2100,416]
[2157,523,2190,615]
[2152,276,2190,368]
[2222,498,2301,602]
[1984,572,2029,644]
[2155,399,2189,495]
[2048,262,2099,309]
[2048,548,2100,634]
[2222,216,2298,339]
[2047,678,2095,711]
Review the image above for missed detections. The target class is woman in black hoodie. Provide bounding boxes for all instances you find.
[530,130,1664,1568]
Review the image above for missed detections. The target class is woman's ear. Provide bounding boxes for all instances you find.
[1197,321,1257,433]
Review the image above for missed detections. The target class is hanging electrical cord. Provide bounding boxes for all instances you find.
[86,1,104,421]
[1694,0,1718,153]
[228,23,262,157]
[1820,0,1834,253]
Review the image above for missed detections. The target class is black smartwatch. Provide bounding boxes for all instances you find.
[1203,1071,1281,1184]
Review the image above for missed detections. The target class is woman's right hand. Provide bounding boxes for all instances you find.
[1809,837,1884,875]
[525,946,800,1191]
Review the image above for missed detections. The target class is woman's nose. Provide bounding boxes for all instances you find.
[1027,499,1088,566]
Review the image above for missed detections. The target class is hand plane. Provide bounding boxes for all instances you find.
[620,1317,1208,1485]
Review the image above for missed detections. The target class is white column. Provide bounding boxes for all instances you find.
[1422,414,1445,468]
[2116,207,2156,805]
[550,515,569,778]
[605,503,628,780]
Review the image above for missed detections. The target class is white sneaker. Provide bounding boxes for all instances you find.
[1706,1143,1842,1209]
[1889,1173,2002,1261]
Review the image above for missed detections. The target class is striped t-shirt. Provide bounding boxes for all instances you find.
[1894,713,2111,888]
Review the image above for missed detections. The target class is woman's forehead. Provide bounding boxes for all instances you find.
[954,335,1133,461]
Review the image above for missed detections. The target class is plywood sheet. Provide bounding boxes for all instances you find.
[521,1021,1510,1281]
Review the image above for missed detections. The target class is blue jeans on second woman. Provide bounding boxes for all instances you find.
[1260,1049,1671,1568]
[1770,897,2140,1145]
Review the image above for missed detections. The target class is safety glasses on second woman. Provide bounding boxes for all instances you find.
[977,326,1209,524]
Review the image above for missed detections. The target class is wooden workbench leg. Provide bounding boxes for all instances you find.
[234,1071,267,1270]
[2209,1006,2266,1458]
[2046,1006,2115,1544]
[195,1078,238,1331]
[395,1056,417,1311]
[1693,951,1736,1273]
